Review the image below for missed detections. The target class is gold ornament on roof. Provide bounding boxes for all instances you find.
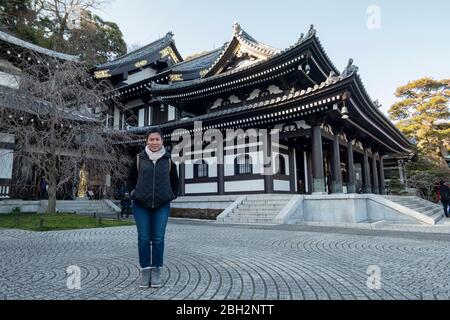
[169,74,183,81]
[160,47,180,63]
[94,69,111,79]
[134,60,148,68]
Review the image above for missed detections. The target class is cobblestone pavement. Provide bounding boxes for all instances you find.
[1,219,449,300]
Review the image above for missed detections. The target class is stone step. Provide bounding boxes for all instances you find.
[401,204,438,212]
[222,217,276,224]
[236,205,284,211]
[233,209,280,214]
[56,205,109,207]
[232,213,279,219]
[242,200,289,205]
[383,196,416,200]
[239,206,285,210]
[234,209,278,214]
[422,207,444,218]
[244,196,293,200]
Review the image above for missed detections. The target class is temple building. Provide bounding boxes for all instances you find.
[95,23,415,197]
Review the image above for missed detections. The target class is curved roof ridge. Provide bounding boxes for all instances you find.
[0,30,79,62]
[173,45,226,68]
[95,32,181,70]
[232,21,280,54]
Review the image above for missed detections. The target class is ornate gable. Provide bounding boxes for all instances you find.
[202,22,279,78]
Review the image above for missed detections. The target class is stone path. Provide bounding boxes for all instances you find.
[1,219,449,300]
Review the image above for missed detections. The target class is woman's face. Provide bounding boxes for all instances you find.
[147,133,163,152]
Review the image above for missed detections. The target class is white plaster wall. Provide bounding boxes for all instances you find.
[124,68,156,85]
[225,180,264,192]
[185,182,218,194]
[125,99,144,109]
[138,108,145,127]
[273,179,290,192]
[0,72,20,89]
[113,106,120,129]
[0,149,13,179]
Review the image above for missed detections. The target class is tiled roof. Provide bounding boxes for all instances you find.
[0,31,79,62]
[170,46,226,72]
[95,32,180,70]
[0,85,99,122]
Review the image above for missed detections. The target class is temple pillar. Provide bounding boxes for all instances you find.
[263,133,273,193]
[379,155,386,195]
[311,125,326,193]
[346,139,356,193]
[218,142,224,195]
[331,133,343,193]
[372,152,379,194]
[179,161,185,196]
[289,146,296,193]
[363,147,372,193]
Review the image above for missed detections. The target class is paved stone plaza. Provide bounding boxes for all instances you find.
[0,219,449,300]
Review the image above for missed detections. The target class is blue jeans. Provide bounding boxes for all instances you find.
[442,200,449,217]
[133,202,170,268]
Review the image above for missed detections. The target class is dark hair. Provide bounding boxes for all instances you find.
[146,127,163,140]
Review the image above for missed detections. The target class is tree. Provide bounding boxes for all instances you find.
[0,0,127,65]
[405,157,450,201]
[0,48,135,213]
[0,0,42,44]
[388,78,450,168]
[67,11,126,65]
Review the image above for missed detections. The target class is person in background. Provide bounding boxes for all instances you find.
[438,180,450,218]
[38,177,48,200]
[121,192,132,218]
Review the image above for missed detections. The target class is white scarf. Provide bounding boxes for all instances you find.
[145,145,166,163]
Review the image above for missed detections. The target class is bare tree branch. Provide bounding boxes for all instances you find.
[0,46,138,213]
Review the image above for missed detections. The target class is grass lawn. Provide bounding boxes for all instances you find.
[0,213,135,232]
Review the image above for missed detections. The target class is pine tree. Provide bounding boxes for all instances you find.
[388,78,450,168]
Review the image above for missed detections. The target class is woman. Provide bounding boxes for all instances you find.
[127,127,179,288]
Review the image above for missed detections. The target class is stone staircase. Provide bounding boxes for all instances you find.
[382,195,444,224]
[218,194,294,224]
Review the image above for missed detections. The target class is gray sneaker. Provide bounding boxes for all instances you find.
[150,267,161,288]
[139,267,151,288]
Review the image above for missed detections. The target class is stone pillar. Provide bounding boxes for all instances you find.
[179,161,185,196]
[398,160,405,184]
[372,152,379,194]
[178,148,186,196]
[289,146,296,193]
[363,147,372,193]
[379,155,386,194]
[331,133,343,193]
[312,126,326,193]
[263,133,273,193]
[217,141,224,195]
[346,139,356,193]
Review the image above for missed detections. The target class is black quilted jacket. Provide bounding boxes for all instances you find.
[127,150,179,209]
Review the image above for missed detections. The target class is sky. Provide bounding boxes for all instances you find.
[95,0,450,115]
